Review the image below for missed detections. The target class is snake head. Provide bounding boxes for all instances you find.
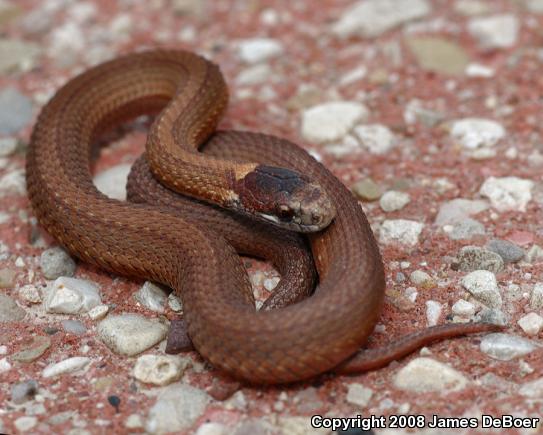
[234,165,336,232]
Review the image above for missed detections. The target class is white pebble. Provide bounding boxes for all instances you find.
[45,277,101,314]
[450,118,505,149]
[19,284,42,304]
[465,63,494,77]
[426,300,442,326]
[479,176,533,212]
[353,124,395,154]
[380,190,410,212]
[133,354,188,386]
[452,299,475,317]
[461,270,502,308]
[346,383,373,407]
[0,357,11,373]
[468,14,519,49]
[517,313,543,336]
[94,164,132,200]
[480,333,537,360]
[237,38,283,63]
[393,357,468,392]
[134,281,168,313]
[379,219,424,247]
[42,356,91,378]
[88,304,109,320]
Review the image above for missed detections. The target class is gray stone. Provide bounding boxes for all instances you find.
[11,335,51,362]
[407,37,470,75]
[93,164,132,201]
[351,178,382,201]
[11,379,38,404]
[134,282,168,313]
[393,357,468,392]
[517,313,543,336]
[14,416,37,432]
[236,64,272,86]
[450,118,505,149]
[486,239,524,263]
[479,176,533,212]
[455,246,504,274]
[454,0,490,16]
[237,38,283,63]
[353,124,395,154]
[195,423,228,435]
[42,356,91,378]
[451,299,475,317]
[98,314,168,356]
[133,354,189,386]
[346,383,373,407]
[45,277,101,314]
[379,219,424,247]
[40,247,76,279]
[18,284,41,304]
[0,39,40,73]
[0,267,16,288]
[61,319,87,335]
[480,333,537,360]
[525,245,543,263]
[526,0,543,13]
[519,377,543,398]
[332,0,431,38]
[468,14,519,49]
[435,198,488,226]
[475,308,507,326]
[531,283,543,310]
[0,169,26,197]
[146,384,210,434]
[0,137,17,156]
[380,190,410,212]
[0,294,25,321]
[461,270,502,308]
[448,218,485,240]
[0,87,33,134]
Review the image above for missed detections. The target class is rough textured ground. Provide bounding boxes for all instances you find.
[1,0,543,434]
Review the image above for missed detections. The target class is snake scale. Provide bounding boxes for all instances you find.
[26,50,501,384]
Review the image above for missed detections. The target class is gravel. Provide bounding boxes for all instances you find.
[40,247,76,279]
[0,293,25,321]
[42,356,91,378]
[450,118,505,149]
[0,87,33,134]
[517,313,543,336]
[380,190,410,212]
[454,245,504,274]
[468,14,519,49]
[134,281,168,313]
[379,219,424,247]
[45,276,101,314]
[353,124,395,154]
[486,239,524,263]
[479,176,533,212]
[393,358,468,392]
[461,270,502,308]
[480,333,537,360]
[133,354,189,386]
[93,164,132,201]
[435,198,488,226]
[236,38,283,63]
[351,178,383,201]
[346,383,373,407]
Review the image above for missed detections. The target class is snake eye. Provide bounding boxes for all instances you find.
[277,205,293,220]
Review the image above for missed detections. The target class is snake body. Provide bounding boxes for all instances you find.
[27,50,501,384]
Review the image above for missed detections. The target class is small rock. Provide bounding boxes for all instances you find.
[134,282,168,313]
[450,118,505,149]
[133,354,189,386]
[526,0,543,13]
[480,333,537,360]
[40,247,76,279]
[0,169,26,196]
[461,270,502,308]
[0,267,16,288]
[0,293,25,321]
[393,357,468,392]
[380,190,410,212]
[12,335,51,362]
[167,293,183,312]
[519,377,543,398]
[196,423,228,435]
[0,38,40,73]
[236,64,272,86]
[525,245,543,263]
[61,319,87,335]
[346,383,373,407]
[426,300,442,326]
[146,384,210,434]
[531,283,543,310]
[19,284,41,304]
[407,36,470,75]
[448,218,486,240]
[517,313,543,336]
[455,246,504,273]
[45,277,101,314]
[403,99,445,127]
[454,0,490,15]
[353,124,395,154]
[435,198,488,226]
[125,414,144,429]
[301,102,368,143]
[452,299,475,317]
[351,178,382,201]
[98,314,168,356]
[0,87,33,134]
[468,14,519,49]
[479,176,533,212]
[332,0,431,38]
[0,357,11,373]
[42,356,91,378]
[11,379,38,404]
[465,63,494,78]
[410,270,433,288]
[0,0,20,26]
[379,219,424,247]
[475,308,507,326]
[293,387,324,413]
[237,38,283,63]
[88,304,109,320]
[94,164,132,201]
[14,416,37,432]
[486,239,524,263]
[172,0,207,16]
[0,137,17,156]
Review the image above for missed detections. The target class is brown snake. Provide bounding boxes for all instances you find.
[26,50,502,384]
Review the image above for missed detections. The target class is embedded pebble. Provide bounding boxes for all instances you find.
[18,285,41,304]
[93,164,132,201]
[0,87,33,134]
[97,314,168,356]
[0,357,11,373]
[403,99,445,127]
[42,356,91,378]
[146,384,210,434]
[353,124,395,154]
[14,416,37,432]
[486,239,524,263]
[426,301,442,326]
[61,319,87,335]
[0,267,16,287]
[45,277,101,314]
[134,281,168,313]
[468,14,519,49]
[450,118,505,149]
[0,169,26,196]
[167,293,183,312]
[0,294,25,321]
[519,378,543,398]
[379,190,410,212]
[480,333,537,360]
[526,245,543,263]
[448,218,486,240]
[475,308,507,326]
[11,379,38,404]
[11,335,51,362]
[40,247,76,279]
[346,383,373,407]
[196,422,228,435]
[379,219,424,247]
[452,299,475,317]
[351,178,383,201]
[125,414,145,429]
[0,137,17,157]
[465,63,494,78]
[301,102,368,143]
[393,357,468,392]
[406,36,470,75]
[332,0,431,38]
[454,0,490,15]
[236,64,272,85]
[237,38,283,63]
[88,304,109,320]
[461,270,502,308]
[435,198,488,226]
[479,176,533,212]
[133,354,189,386]
[409,270,433,288]
[531,283,543,310]
[455,246,504,274]
[0,38,40,73]
[517,313,543,336]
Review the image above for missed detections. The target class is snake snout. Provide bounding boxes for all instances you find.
[294,183,336,232]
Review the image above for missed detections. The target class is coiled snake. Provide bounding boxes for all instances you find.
[26,50,501,384]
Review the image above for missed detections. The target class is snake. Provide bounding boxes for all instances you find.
[26,50,502,384]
